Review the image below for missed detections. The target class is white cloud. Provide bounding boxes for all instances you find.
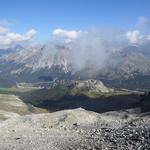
[52,28,81,42]
[26,29,37,39]
[0,27,37,48]
[126,30,143,44]
[125,16,150,44]
[126,29,150,44]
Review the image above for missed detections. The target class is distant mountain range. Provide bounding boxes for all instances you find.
[0,43,150,89]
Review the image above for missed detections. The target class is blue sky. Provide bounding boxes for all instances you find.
[0,0,150,41]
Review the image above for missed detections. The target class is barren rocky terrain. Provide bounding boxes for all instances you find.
[0,108,150,150]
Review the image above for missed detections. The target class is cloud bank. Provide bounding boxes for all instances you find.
[126,16,150,44]
[52,28,81,43]
[2,16,148,73]
[126,30,142,44]
[0,27,36,48]
[1,16,150,73]
[126,29,150,44]
[0,16,150,49]
[49,17,150,72]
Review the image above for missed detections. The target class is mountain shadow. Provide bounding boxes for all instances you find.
[18,90,142,113]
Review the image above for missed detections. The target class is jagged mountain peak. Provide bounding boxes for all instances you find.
[2,44,72,73]
[1,43,150,89]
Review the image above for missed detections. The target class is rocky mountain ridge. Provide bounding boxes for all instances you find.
[1,44,150,89]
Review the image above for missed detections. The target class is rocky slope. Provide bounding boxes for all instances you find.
[0,92,47,121]
[39,79,113,93]
[0,108,150,150]
[70,80,113,93]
